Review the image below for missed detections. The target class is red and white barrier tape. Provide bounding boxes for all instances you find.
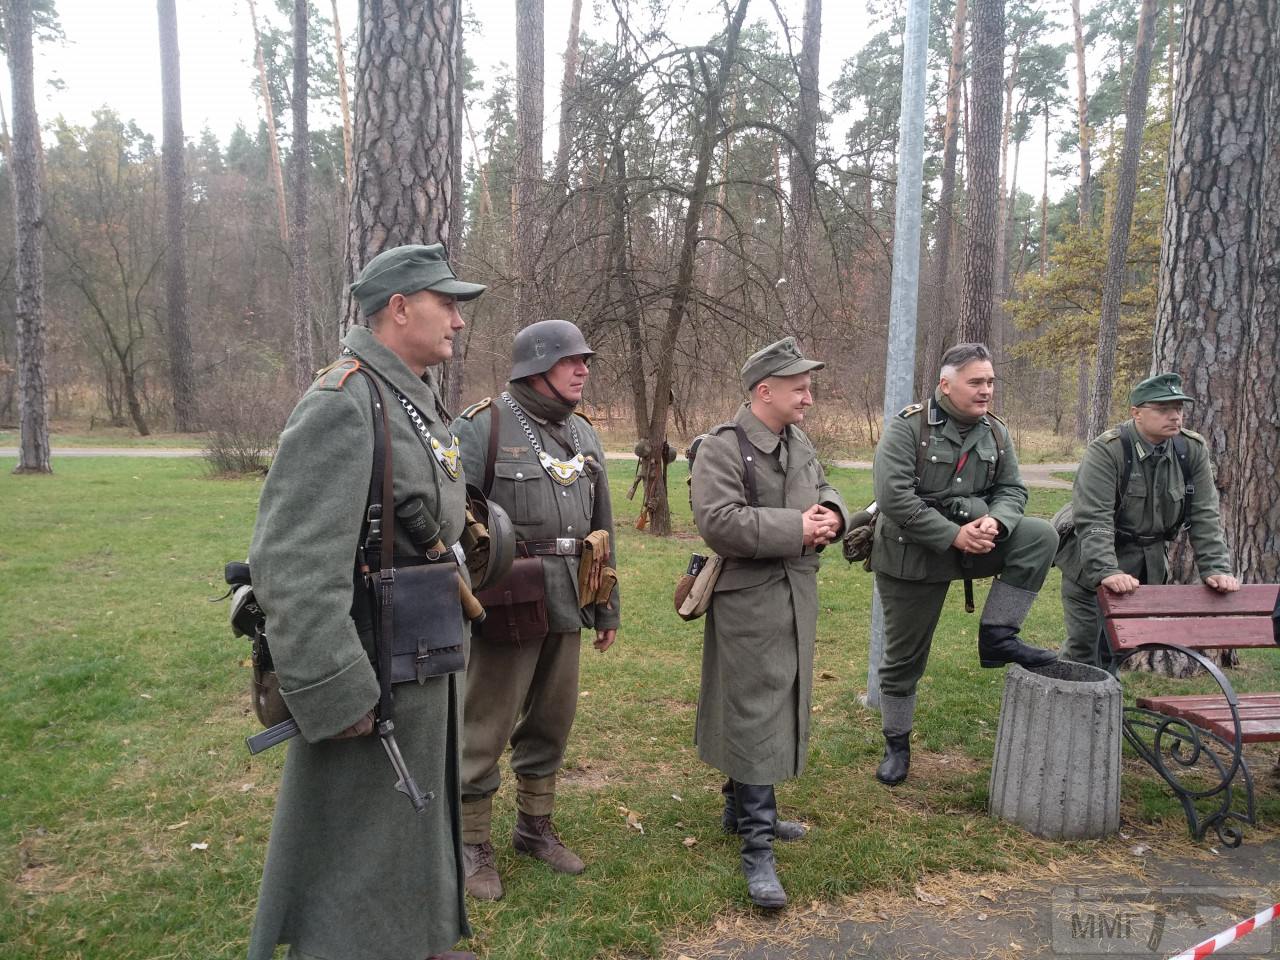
[1166,901,1278,960]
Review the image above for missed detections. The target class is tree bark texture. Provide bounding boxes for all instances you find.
[643,0,751,536]
[158,0,198,430]
[1087,0,1160,440]
[513,0,545,328]
[1153,0,1278,584]
[1071,0,1093,226]
[6,0,50,472]
[290,0,314,393]
[341,0,460,331]
[957,0,1004,346]
[445,19,467,413]
[927,0,967,378]
[783,0,821,335]
[552,0,582,190]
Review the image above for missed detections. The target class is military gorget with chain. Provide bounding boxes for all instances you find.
[499,391,585,486]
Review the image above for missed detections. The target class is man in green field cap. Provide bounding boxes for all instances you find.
[247,242,483,960]
[691,336,849,910]
[1057,372,1238,667]
[869,343,1059,788]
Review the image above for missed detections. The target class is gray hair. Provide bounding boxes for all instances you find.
[939,342,993,381]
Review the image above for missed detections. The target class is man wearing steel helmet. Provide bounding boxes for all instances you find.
[450,320,620,901]
[247,243,483,960]
[1056,373,1238,667]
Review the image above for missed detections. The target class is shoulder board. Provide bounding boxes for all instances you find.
[1179,427,1206,444]
[457,397,493,420]
[573,410,593,426]
[314,358,362,391]
[1098,428,1122,442]
[708,422,738,436]
[897,402,924,419]
[986,410,1008,428]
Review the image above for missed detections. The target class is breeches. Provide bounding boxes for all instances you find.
[460,630,581,800]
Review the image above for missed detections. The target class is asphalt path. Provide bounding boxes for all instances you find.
[0,447,1078,490]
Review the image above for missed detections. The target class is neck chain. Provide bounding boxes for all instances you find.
[392,387,461,481]
[500,391,585,486]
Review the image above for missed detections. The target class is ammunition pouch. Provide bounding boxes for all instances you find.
[474,556,549,643]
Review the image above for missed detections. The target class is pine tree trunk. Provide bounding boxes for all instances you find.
[1071,0,1093,226]
[248,0,289,246]
[341,0,460,331]
[1153,0,1278,586]
[6,0,50,473]
[552,0,582,190]
[958,0,1004,346]
[158,0,198,430]
[783,0,821,335]
[330,0,353,196]
[289,0,314,393]
[927,0,967,374]
[1086,0,1160,440]
[513,0,544,328]
[444,20,467,413]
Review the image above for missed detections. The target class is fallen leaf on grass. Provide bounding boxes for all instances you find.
[165,820,190,831]
[818,670,838,681]
[979,889,997,902]
[627,811,644,834]
[1130,844,1151,856]
[190,842,209,851]
[671,793,683,802]
[914,884,946,906]
[682,836,697,848]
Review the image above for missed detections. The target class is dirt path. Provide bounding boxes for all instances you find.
[1,448,1079,489]
[670,836,1280,959]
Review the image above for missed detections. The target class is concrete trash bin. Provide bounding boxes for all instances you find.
[988,661,1122,840]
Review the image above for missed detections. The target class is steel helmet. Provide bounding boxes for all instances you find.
[510,320,596,381]
[463,485,516,592]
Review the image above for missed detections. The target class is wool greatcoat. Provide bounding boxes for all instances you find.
[1056,421,1231,665]
[246,326,469,960]
[691,404,849,785]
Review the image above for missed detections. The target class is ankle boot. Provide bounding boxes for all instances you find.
[461,840,503,901]
[876,733,911,785]
[977,580,1057,669]
[733,781,787,909]
[720,779,807,841]
[512,810,585,875]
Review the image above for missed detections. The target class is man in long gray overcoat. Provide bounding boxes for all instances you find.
[246,245,482,960]
[690,337,849,910]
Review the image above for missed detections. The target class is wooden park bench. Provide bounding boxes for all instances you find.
[1099,583,1280,847]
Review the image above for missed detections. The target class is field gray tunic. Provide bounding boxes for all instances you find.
[690,405,848,785]
[246,326,469,960]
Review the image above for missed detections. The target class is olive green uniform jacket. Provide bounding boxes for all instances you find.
[247,326,469,960]
[691,405,849,785]
[451,395,619,804]
[1056,422,1231,664]
[869,401,1028,583]
[1056,422,1230,589]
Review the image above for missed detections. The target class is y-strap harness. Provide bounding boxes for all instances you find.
[1112,425,1195,545]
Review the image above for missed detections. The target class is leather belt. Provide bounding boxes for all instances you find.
[516,538,582,557]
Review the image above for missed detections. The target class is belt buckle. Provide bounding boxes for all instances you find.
[556,537,575,555]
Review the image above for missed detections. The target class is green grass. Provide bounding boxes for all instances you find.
[0,426,209,448]
[2,457,1276,959]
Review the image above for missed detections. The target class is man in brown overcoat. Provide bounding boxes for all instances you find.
[690,337,849,909]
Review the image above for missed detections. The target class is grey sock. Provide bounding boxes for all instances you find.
[880,692,917,737]
[980,579,1037,628]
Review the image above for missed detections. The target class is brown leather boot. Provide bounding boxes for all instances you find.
[512,811,584,875]
[462,841,503,900]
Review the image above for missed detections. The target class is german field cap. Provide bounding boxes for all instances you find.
[1129,372,1195,407]
[350,243,486,316]
[740,337,824,392]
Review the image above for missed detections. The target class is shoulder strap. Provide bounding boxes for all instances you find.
[730,424,759,507]
[484,403,499,497]
[1171,432,1194,529]
[354,369,395,574]
[1117,426,1135,512]
[913,397,933,489]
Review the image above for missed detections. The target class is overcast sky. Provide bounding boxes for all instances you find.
[15,0,1074,199]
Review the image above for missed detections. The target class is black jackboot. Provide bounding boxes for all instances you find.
[733,781,788,909]
[721,779,807,841]
[875,733,911,785]
[977,580,1057,669]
